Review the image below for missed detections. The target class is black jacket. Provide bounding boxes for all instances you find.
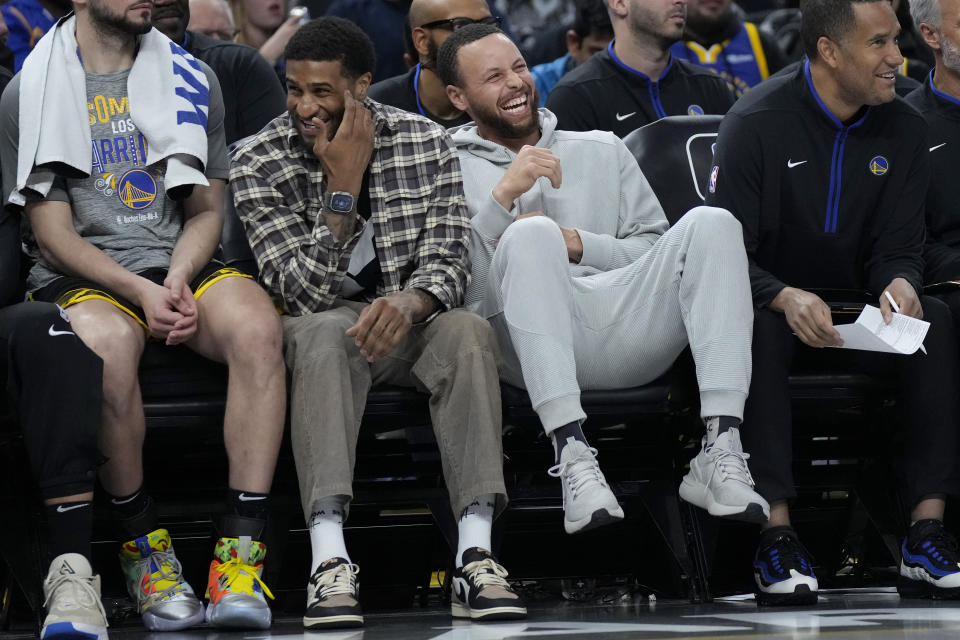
[368,66,473,128]
[707,61,929,308]
[184,31,286,145]
[905,73,960,284]
[545,41,735,137]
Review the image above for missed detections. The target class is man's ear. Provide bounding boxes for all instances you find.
[606,0,628,21]
[565,29,581,56]
[917,21,942,54]
[447,84,469,112]
[817,36,842,69]
[353,72,373,100]
[411,26,430,60]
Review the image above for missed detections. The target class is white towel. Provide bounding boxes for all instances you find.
[11,14,211,207]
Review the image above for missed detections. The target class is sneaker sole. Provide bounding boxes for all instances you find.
[142,605,206,631]
[756,584,818,606]
[206,602,272,629]
[451,602,528,620]
[898,574,960,600]
[565,505,625,535]
[41,622,108,640]
[679,478,769,523]
[303,614,364,628]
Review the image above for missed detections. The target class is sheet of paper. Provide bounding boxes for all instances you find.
[831,305,929,355]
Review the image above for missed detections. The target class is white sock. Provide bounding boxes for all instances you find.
[309,496,350,574]
[456,494,495,568]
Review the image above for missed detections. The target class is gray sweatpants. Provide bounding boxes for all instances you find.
[282,301,507,522]
[479,207,753,432]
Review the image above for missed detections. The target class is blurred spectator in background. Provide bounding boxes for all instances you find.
[671,0,787,97]
[153,0,287,143]
[369,0,498,126]
[189,0,238,39]
[530,0,611,106]
[327,0,509,83]
[232,0,306,70]
[2,0,69,71]
[895,0,933,81]
[492,0,574,63]
[325,0,411,81]
[0,12,11,72]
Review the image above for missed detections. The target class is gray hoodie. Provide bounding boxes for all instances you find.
[450,108,670,313]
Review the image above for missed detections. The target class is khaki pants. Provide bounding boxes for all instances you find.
[282,300,507,523]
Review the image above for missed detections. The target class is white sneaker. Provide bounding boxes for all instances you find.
[41,554,109,640]
[679,427,770,523]
[548,438,624,534]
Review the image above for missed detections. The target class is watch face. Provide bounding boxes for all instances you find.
[331,193,354,212]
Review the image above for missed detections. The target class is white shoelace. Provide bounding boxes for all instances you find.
[462,558,511,589]
[134,550,188,607]
[44,574,108,623]
[705,443,756,487]
[310,563,360,602]
[548,446,608,499]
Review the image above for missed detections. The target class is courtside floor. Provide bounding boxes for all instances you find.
[9,590,960,639]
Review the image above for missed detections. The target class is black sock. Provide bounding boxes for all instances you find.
[227,489,271,522]
[706,415,741,445]
[108,489,158,540]
[550,421,588,465]
[45,501,93,561]
[759,524,796,545]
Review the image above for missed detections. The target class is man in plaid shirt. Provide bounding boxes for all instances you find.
[231,17,525,629]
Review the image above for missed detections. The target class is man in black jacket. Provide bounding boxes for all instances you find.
[906,0,960,333]
[545,0,735,137]
[152,0,285,144]
[709,0,960,606]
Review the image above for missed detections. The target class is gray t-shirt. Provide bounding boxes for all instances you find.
[0,61,229,291]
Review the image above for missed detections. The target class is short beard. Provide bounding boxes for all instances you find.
[941,30,960,74]
[89,0,152,40]
[421,38,439,71]
[628,4,683,49]
[472,88,541,141]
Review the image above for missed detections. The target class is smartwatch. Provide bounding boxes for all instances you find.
[323,190,357,214]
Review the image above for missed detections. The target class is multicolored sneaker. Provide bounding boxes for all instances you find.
[119,528,205,631]
[205,536,274,629]
[898,519,960,599]
[451,548,527,621]
[41,553,108,640]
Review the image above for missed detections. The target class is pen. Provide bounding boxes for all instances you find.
[884,290,927,355]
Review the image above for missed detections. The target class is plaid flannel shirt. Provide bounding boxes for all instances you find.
[230,99,471,316]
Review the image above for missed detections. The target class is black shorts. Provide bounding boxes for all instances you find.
[32,263,252,334]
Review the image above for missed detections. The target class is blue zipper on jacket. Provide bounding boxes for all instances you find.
[608,40,672,119]
[804,60,869,233]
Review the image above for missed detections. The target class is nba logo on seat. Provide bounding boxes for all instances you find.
[709,166,719,194]
[117,169,158,210]
[869,156,889,176]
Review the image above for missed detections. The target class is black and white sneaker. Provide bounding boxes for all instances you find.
[451,548,527,621]
[898,519,960,599]
[303,558,363,629]
[754,526,818,606]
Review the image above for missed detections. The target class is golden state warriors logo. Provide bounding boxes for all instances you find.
[688,104,705,116]
[869,156,889,176]
[117,169,157,209]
